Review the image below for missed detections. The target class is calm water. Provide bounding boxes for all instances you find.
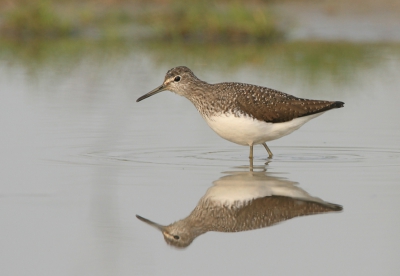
[1,41,400,275]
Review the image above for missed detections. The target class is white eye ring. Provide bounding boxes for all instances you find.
[174,76,181,82]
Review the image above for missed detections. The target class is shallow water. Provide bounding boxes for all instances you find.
[1,41,400,275]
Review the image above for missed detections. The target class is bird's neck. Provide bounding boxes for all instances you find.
[185,82,235,118]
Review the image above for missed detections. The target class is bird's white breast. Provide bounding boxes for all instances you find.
[202,171,328,207]
[204,112,324,146]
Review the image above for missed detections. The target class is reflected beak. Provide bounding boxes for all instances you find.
[136,84,166,102]
[136,215,165,232]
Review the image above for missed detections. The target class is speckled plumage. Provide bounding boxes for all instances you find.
[170,195,341,234]
[159,66,344,122]
[137,66,344,158]
[136,171,343,248]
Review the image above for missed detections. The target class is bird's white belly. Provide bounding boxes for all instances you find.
[204,112,324,146]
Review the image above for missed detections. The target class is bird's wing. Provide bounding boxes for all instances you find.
[236,87,344,123]
[231,195,342,231]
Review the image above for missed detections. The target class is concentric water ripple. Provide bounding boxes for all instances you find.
[81,146,400,168]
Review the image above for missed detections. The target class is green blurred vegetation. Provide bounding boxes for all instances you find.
[140,41,394,86]
[0,1,72,39]
[0,0,135,40]
[136,1,282,43]
[1,38,398,87]
[0,0,282,42]
[1,0,398,86]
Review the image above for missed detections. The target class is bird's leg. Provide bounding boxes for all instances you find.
[249,145,254,171]
[262,143,273,158]
[249,157,254,172]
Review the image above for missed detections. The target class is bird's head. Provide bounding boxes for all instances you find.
[136,66,199,102]
[136,215,195,248]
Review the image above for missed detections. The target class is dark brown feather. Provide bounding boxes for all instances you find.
[230,195,342,232]
[235,87,344,123]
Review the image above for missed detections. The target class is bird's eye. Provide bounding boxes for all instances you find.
[173,235,180,240]
[174,76,181,82]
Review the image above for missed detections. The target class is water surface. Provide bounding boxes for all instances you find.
[1,41,399,275]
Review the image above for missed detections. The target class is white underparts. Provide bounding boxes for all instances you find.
[204,112,324,146]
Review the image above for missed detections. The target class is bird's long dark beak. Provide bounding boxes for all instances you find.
[136,215,165,232]
[136,84,166,102]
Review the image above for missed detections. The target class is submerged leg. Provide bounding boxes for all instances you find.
[249,145,253,159]
[262,143,273,158]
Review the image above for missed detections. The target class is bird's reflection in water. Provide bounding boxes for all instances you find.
[136,170,342,248]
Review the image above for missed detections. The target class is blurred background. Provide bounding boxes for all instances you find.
[1,1,400,276]
[1,0,399,58]
[1,0,399,75]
